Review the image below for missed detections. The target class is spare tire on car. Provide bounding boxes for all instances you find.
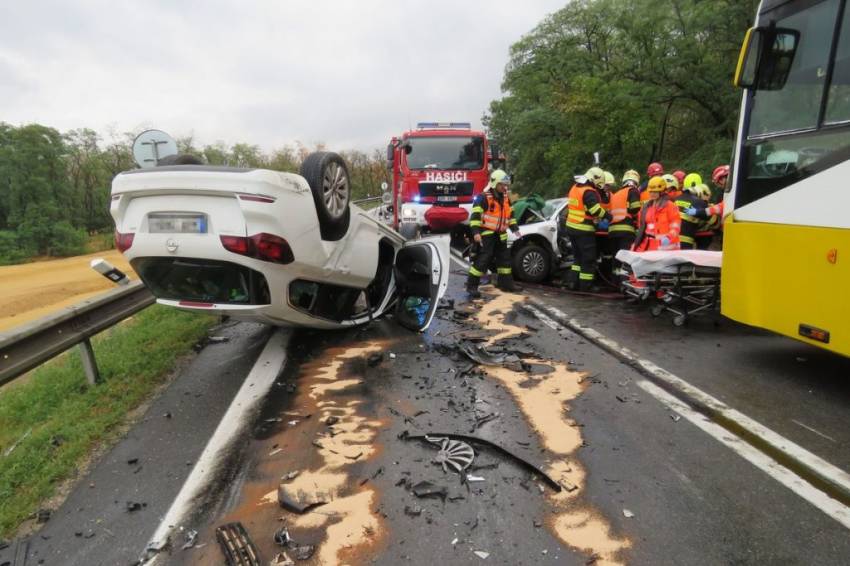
[300,151,351,241]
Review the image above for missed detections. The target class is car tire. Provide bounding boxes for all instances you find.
[300,151,351,241]
[399,223,419,240]
[512,243,550,283]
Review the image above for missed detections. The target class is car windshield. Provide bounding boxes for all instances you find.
[405,136,485,170]
[542,198,567,219]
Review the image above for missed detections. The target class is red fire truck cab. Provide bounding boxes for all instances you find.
[385,122,500,239]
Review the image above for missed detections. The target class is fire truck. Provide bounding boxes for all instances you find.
[383,122,501,240]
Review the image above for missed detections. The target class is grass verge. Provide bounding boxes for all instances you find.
[0,305,215,538]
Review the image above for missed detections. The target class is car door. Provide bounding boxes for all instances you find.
[392,235,450,331]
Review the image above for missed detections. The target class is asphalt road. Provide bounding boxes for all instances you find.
[2,273,849,566]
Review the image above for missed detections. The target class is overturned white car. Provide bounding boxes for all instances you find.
[110,133,449,331]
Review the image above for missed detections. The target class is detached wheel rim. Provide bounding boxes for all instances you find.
[322,162,349,219]
[522,250,546,277]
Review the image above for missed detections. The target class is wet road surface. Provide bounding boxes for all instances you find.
[3,275,850,565]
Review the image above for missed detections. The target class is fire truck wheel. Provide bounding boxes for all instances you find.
[300,151,351,241]
[512,242,551,283]
[399,223,419,240]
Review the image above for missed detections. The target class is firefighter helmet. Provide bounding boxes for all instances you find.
[662,174,679,191]
[672,170,686,187]
[683,172,703,188]
[647,162,664,177]
[603,171,616,187]
[585,167,606,189]
[712,165,730,185]
[622,170,640,186]
[697,184,712,201]
[488,169,511,189]
[647,176,667,193]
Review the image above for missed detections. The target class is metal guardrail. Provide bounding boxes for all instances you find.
[0,281,155,387]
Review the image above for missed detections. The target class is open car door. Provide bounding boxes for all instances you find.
[393,235,450,331]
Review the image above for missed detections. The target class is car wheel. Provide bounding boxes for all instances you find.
[512,243,550,283]
[300,151,351,241]
[399,223,419,240]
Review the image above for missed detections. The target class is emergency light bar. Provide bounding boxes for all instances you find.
[416,122,472,130]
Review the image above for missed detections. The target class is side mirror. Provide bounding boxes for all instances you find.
[489,141,500,162]
[735,26,800,91]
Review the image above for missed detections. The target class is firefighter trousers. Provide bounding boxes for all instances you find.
[467,233,511,289]
[609,232,635,274]
[567,229,598,291]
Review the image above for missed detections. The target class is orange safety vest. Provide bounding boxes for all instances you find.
[567,184,601,231]
[640,189,651,204]
[634,199,681,251]
[480,192,512,233]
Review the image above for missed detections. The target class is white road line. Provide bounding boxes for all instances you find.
[523,301,850,523]
[636,379,850,530]
[792,419,838,443]
[142,328,291,563]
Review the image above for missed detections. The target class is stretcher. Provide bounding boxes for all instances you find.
[615,249,722,326]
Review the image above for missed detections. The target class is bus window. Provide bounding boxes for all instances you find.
[825,4,850,124]
[748,0,840,136]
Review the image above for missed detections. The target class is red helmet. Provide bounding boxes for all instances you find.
[712,165,730,185]
[647,162,664,177]
[672,170,686,186]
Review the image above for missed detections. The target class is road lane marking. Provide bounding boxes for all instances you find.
[792,419,838,443]
[141,328,291,563]
[523,301,850,529]
[636,379,850,529]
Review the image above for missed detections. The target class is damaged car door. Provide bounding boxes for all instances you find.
[393,236,450,331]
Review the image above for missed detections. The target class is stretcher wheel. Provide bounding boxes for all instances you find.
[651,304,664,317]
[673,315,686,327]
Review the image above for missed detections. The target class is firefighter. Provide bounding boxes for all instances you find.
[710,164,730,204]
[633,176,681,251]
[566,167,611,291]
[609,169,642,273]
[694,184,718,249]
[596,171,617,281]
[686,191,725,250]
[641,162,664,203]
[466,169,520,298]
[674,173,707,249]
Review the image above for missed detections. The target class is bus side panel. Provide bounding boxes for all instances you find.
[722,218,850,357]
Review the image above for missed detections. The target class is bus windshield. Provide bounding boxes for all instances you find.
[404,136,485,171]
[737,0,850,208]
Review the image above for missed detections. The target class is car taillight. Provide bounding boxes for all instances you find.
[115,231,134,252]
[219,233,294,264]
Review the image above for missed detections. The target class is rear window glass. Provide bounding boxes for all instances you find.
[132,257,270,304]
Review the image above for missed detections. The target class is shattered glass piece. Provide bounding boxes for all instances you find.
[426,435,475,473]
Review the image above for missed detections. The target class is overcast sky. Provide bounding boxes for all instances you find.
[0,1,565,153]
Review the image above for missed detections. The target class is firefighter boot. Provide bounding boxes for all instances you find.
[566,266,580,291]
[466,275,482,299]
[497,273,517,292]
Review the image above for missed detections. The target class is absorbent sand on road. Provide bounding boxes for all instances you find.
[0,250,136,333]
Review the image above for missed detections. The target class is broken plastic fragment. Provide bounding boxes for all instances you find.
[278,485,327,514]
[474,550,490,559]
[411,481,448,500]
[466,475,485,482]
[623,509,635,518]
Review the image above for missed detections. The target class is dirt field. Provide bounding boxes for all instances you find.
[0,251,137,333]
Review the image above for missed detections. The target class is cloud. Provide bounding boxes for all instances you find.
[0,0,564,151]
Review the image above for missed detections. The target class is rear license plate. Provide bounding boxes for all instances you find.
[436,195,458,202]
[148,213,207,234]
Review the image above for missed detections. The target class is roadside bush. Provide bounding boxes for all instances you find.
[0,231,35,265]
[47,221,87,257]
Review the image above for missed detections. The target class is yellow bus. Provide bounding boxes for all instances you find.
[724,0,850,356]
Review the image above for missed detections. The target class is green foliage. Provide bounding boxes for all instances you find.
[486,0,758,198]
[0,306,214,537]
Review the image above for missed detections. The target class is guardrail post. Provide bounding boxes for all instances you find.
[78,338,101,385]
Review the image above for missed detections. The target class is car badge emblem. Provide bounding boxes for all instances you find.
[166,238,179,253]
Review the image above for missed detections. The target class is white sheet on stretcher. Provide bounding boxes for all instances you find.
[615,250,722,277]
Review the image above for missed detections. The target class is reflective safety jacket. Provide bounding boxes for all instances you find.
[633,196,681,251]
[674,193,706,246]
[469,189,517,238]
[609,185,642,234]
[567,183,610,232]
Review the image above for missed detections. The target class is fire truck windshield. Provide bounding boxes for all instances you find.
[405,136,484,171]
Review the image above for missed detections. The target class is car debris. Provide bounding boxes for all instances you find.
[35,509,50,524]
[216,522,260,566]
[126,501,146,512]
[473,550,490,559]
[466,475,486,482]
[401,432,562,492]
[270,552,295,566]
[367,353,384,367]
[623,509,635,518]
[181,529,199,550]
[670,414,681,422]
[277,485,327,514]
[208,336,230,344]
[273,528,315,561]
[404,505,423,517]
[411,480,449,500]
[458,343,521,367]
[282,470,300,481]
[325,416,340,426]
[426,435,475,473]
